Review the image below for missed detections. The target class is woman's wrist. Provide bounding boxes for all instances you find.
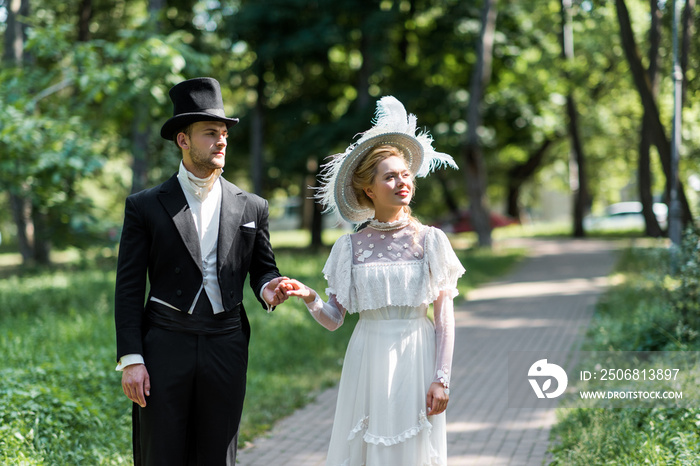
[303,290,317,304]
[302,290,319,306]
[437,368,450,395]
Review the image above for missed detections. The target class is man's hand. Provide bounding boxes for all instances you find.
[122,364,150,408]
[262,276,291,307]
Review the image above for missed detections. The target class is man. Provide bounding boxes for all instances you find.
[114,77,289,465]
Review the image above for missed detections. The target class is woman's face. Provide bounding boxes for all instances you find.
[364,155,414,211]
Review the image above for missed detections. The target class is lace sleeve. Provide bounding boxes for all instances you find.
[305,293,347,331]
[433,289,455,390]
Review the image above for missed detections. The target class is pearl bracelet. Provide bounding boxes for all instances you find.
[437,368,450,395]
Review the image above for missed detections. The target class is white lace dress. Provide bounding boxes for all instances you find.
[305,223,465,466]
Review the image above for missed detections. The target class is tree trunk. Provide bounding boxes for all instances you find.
[3,0,39,265]
[250,70,265,196]
[615,0,693,225]
[680,0,695,107]
[355,23,373,115]
[638,121,662,236]
[638,0,663,237]
[77,0,92,42]
[560,0,589,238]
[31,203,51,264]
[462,0,497,248]
[9,192,33,263]
[309,165,326,249]
[436,172,460,215]
[506,138,554,220]
[310,175,324,250]
[129,0,164,193]
[3,0,29,64]
[566,97,589,237]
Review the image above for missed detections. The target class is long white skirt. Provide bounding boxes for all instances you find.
[325,306,447,466]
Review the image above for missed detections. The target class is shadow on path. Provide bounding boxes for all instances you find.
[236,238,622,466]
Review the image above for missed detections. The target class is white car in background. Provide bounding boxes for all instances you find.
[584,201,668,232]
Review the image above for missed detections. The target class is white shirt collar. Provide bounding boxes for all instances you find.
[177,161,222,201]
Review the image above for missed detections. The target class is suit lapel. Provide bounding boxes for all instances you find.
[218,178,247,272]
[158,175,202,272]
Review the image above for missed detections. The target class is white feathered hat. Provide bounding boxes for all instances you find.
[317,96,458,224]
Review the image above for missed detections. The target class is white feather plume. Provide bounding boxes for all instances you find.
[315,95,458,221]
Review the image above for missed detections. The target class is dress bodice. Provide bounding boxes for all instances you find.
[322,223,465,314]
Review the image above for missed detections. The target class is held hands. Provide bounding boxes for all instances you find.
[122,364,150,408]
[262,276,292,307]
[279,278,317,305]
[426,382,449,416]
[263,277,318,308]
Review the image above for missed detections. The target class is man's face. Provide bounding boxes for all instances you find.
[181,121,228,177]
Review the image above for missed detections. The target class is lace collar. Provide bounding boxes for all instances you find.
[367,216,411,231]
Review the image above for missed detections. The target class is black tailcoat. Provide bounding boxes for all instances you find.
[114,173,280,465]
[115,174,280,357]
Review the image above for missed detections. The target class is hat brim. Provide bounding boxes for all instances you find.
[160,112,239,140]
[334,133,424,223]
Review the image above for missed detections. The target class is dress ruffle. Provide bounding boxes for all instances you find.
[362,410,433,446]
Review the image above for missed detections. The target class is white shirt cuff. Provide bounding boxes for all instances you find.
[260,281,274,312]
[115,354,145,371]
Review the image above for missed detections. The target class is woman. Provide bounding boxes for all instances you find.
[283,96,465,466]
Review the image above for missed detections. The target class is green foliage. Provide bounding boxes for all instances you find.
[5,0,700,258]
[0,1,215,255]
[0,239,522,462]
[0,267,130,465]
[550,407,700,465]
[584,234,700,353]
[550,231,700,463]
[672,228,700,332]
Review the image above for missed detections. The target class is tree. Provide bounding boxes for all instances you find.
[560,0,590,237]
[462,0,497,248]
[638,0,664,237]
[2,0,45,264]
[506,137,559,220]
[0,0,198,264]
[615,0,693,225]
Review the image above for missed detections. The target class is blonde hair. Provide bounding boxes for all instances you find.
[351,144,419,224]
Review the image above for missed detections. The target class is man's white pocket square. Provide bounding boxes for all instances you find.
[243,221,256,229]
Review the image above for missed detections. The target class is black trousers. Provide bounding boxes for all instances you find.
[135,323,248,466]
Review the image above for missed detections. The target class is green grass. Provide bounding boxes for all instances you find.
[0,233,524,464]
[0,268,131,465]
[548,242,700,465]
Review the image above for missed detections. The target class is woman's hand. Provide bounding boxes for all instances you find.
[426,382,449,415]
[280,278,317,304]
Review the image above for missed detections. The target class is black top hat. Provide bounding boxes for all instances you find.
[160,77,239,140]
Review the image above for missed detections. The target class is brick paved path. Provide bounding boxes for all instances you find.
[235,238,620,466]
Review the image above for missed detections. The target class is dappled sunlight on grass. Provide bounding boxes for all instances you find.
[550,239,700,464]
[0,234,526,462]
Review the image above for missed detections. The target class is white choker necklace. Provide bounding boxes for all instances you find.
[368,216,411,231]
